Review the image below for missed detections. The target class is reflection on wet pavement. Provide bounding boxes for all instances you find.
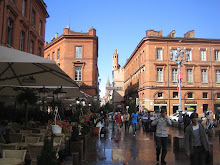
[65,122,220,165]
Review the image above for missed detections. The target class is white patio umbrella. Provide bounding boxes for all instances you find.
[0,46,85,100]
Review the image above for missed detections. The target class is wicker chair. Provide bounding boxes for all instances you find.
[25,137,40,143]
[20,130,32,135]
[28,143,44,165]
[40,129,51,136]
[0,143,17,156]
[9,133,23,143]
[2,149,27,163]
[30,133,44,142]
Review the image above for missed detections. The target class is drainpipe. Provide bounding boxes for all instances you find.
[1,0,6,45]
[210,43,214,112]
[167,41,170,115]
[27,0,32,52]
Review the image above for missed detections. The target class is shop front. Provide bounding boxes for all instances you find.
[185,101,197,112]
[154,100,167,113]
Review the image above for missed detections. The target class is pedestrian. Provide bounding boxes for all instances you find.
[131,110,139,136]
[184,112,209,165]
[152,109,172,165]
[123,111,130,132]
[205,112,210,126]
[115,111,122,131]
[183,114,191,133]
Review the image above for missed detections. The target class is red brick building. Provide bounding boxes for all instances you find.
[0,0,49,56]
[44,26,99,97]
[123,30,220,116]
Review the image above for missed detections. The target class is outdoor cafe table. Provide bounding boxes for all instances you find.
[0,158,23,165]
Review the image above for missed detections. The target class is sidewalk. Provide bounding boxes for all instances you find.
[63,122,220,165]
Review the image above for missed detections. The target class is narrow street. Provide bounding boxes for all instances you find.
[63,122,220,165]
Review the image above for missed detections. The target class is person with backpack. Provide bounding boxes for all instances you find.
[131,110,139,136]
[151,109,172,165]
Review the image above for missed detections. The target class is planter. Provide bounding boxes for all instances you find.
[51,125,62,134]
[92,127,100,135]
[70,140,83,162]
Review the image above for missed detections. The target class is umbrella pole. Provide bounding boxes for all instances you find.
[24,101,28,130]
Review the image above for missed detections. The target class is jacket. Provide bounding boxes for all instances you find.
[184,123,209,154]
[151,116,172,137]
[123,113,130,122]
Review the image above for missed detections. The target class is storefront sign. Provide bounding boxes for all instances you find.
[185,101,197,104]
[154,101,167,104]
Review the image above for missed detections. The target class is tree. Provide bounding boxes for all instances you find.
[128,100,136,114]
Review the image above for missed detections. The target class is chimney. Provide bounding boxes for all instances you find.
[88,28,96,36]
[167,30,176,38]
[63,25,70,35]
[55,33,58,39]
[44,42,48,47]
[184,30,195,38]
[146,30,162,37]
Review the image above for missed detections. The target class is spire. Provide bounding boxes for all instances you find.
[106,77,110,86]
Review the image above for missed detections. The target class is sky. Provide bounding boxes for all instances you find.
[43,0,220,98]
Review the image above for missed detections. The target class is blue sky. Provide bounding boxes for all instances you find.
[44,0,220,97]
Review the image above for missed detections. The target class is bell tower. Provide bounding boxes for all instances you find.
[113,49,119,71]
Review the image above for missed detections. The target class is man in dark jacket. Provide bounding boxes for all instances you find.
[184,112,209,165]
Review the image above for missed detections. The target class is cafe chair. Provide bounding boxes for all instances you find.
[9,133,23,143]
[2,149,27,163]
[25,137,40,144]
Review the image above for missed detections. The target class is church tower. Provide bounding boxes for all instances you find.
[113,49,119,71]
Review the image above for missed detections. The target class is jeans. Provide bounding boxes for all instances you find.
[132,123,137,135]
[190,146,206,165]
[125,121,129,132]
[155,136,168,161]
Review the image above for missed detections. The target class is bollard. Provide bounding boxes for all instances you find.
[78,135,88,160]
[173,136,184,152]
[72,152,79,165]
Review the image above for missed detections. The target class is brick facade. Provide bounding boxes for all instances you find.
[123,30,220,116]
[0,0,49,56]
[44,26,99,97]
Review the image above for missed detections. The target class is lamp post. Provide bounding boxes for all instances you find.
[170,47,189,122]
[39,86,49,112]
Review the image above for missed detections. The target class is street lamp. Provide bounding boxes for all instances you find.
[170,47,189,122]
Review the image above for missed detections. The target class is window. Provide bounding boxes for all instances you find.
[156,48,162,60]
[38,47,41,56]
[75,66,82,81]
[20,31,25,51]
[200,50,206,61]
[30,40,34,54]
[48,55,50,59]
[7,18,13,46]
[203,93,208,98]
[216,70,220,83]
[158,92,163,98]
[39,20,42,36]
[57,49,60,60]
[75,46,82,58]
[52,52,55,60]
[215,50,220,61]
[187,69,193,83]
[201,69,207,83]
[173,92,178,98]
[188,92,193,98]
[172,68,177,82]
[31,10,35,28]
[157,68,163,82]
[217,93,220,99]
[186,49,192,61]
[22,0,26,16]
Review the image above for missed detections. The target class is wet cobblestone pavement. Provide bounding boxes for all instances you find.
[63,122,220,165]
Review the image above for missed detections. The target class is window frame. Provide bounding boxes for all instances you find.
[156,48,163,61]
[187,92,193,99]
[157,92,163,98]
[216,70,220,83]
[39,20,42,36]
[173,92,178,98]
[217,93,220,99]
[200,50,206,61]
[215,50,220,62]
[20,30,25,51]
[187,69,193,83]
[30,40,34,54]
[186,49,192,61]
[157,68,163,82]
[22,0,26,17]
[7,18,13,46]
[75,46,82,58]
[75,66,82,81]
[57,49,60,61]
[201,69,207,83]
[52,52,55,60]
[31,10,36,28]
[203,92,208,99]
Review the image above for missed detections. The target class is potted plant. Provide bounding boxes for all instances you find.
[48,119,72,137]
[37,137,58,165]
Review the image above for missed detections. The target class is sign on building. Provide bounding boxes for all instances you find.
[106,86,123,90]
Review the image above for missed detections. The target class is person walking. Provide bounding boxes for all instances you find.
[115,111,122,131]
[131,110,139,136]
[184,112,209,165]
[123,111,130,132]
[152,109,172,165]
